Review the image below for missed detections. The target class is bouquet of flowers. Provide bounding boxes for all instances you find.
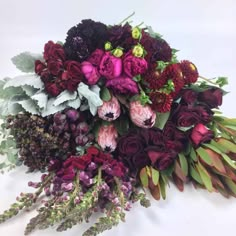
[1,15,236,236]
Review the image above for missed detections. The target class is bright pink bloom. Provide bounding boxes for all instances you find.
[97,124,118,152]
[98,96,121,121]
[81,61,100,85]
[130,100,156,128]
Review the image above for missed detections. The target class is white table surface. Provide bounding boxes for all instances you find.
[0,0,236,235]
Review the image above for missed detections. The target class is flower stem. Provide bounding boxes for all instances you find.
[199,75,218,86]
[119,12,135,25]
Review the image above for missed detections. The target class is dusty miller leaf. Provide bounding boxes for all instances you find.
[42,98,67,117]
[67,98,81,109]
[31,92,48,109]
[11,52,43,73]
[53,90,77,106]
[3,74,44,90]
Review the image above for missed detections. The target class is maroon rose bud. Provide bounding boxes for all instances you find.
[47,60,63,76]
[130,100,156,128]
[88,49,105,66]
[190,123,214,146]
[123,52,148,78]
[35,60,47,75]
[99,52,122,79]
[81,61,100,85]
[97,124,118,152]
[44,82,62,97]
[66,109,79,122]
[106,75,139,94]
[43,41,65,61]
[198,88,223,108]
[98,96,121,121]
[181,89,198,105]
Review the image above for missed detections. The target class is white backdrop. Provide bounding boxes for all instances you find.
[0,0,236,235]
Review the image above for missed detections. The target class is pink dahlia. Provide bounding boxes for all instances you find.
[129,100,156,128]
[97,124,118,152]
[98,96,121,121]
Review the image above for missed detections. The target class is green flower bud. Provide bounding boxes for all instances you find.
[113,47,123,57]
[132,45,144,57]
[132,27,141,39]
[105,42,112,51]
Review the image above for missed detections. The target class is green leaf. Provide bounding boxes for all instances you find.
[114,118,129,136]
[159,175,166,200]
[222,153,236,169]
[224,178,236,194]
[202,142,222,155]
[190,166,203,184]
[3,74,43,90]
[178,153,188,176]
[151,168,159,186]
[217,139,236,153]
[196,147,212,166]
[196,162,213,191]
[140,167,149,188]
[190,147,198,161]
[154,112,170,130]
[100,87,111,101]
[11,52,43,73]
[53,90,77,106]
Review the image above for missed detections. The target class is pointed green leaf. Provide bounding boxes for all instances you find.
[222,153,236,169]
[154,112,170,130]
[190,147,198,161]
[151,168,159,186]
[224,178,236,194]
[190,166,203,184]
[101,87,111,101]
[202,143,222,155]
[217,139,236,153]
[159,175,166,200]
[196,162,213,192]
[140,167,149,188]
[178,153,188,176]
[196,147,212,165]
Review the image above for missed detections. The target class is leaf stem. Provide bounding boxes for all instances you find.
[118,12,135,25]
[199,75,218,86]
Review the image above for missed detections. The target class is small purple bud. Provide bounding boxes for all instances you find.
[61,182,73,192]
[66,109,80,122]
[53,113,66,125]
[77,122,89,135]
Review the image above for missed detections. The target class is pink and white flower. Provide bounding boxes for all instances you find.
[97,124,118,152]
[130,100,156,128]
[98,96,121,121]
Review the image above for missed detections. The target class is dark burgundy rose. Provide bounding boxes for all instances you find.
[88,49,105,66]
[47,60,63,76]
[44,41,65,61]
[64,60,82,79]
[99,52,122,79]
[163,121,186,152]
[181,89,198,105]
[35,60,47,75]
[132,152,151,170]
[198,88,223,108]
[117,132,145,157]
[123,52,148,78]
[44,82,62,97]
[190,123,214,146]
[193,105,213,124]
[146,147,176,171]
[147,128,165,150]
[173,105,200,127]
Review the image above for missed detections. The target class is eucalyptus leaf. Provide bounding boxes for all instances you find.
[11,52,43,73]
